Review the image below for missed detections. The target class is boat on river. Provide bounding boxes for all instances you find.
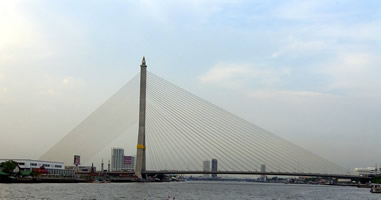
[370,184,381,193]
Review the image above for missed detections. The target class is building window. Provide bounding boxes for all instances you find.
[43,164,50,167]
[55,165,62,168]
[30,163,38,166]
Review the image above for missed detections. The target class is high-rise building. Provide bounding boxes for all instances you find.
[203,160,211,178]
[211,159,218,178]
[111,148,124,171]
[261,164,266,173]
[111,148,136,171]
[260,164,267,182]
[122,156,136,171]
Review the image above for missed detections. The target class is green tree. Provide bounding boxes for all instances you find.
[0,160,18,174]
[372,177,381,184]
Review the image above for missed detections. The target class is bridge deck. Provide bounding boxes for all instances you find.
[130,171,362,179]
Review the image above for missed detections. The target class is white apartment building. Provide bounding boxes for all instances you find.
[354,167,377,176]
[203,160,211,178]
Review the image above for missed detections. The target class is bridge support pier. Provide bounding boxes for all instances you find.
[135,57,147,179]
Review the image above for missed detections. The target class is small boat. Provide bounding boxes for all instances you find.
[370,184,381,193]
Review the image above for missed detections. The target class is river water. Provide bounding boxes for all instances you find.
[0,181,378,200]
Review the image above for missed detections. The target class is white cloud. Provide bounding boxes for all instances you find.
[272,0,358,23]
[271,52,279,58]
[199,64,250,83]
[341,53,372,66]
[249,90,327,99]
[271,37,328,58]
[319,52,381,95]
[199,62,337,102]
[198,63,291,89]
[133,0,240,25]
[272,1,344,21]
[38,75,85,97]
[313,22,381,41]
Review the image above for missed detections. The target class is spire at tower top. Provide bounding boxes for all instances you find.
[142,56,146,65]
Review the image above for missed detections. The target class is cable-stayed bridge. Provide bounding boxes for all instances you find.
[41,57,351,179]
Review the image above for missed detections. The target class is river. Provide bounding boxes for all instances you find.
[0,181,378,199]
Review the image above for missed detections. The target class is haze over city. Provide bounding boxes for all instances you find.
[1,0,380,172]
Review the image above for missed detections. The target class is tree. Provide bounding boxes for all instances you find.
[0,160,18,174]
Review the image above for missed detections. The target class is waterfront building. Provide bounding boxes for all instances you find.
[111,148,124,171]
[0,159,73,177]
[211,159,218,178]
[203,160,211,178]
[65,165,95,173]
[354,167,377,176]
[0,159,64,170]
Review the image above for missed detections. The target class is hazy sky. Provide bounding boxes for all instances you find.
[1,0,380,170]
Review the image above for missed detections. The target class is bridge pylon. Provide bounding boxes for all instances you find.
[135,57,147,179]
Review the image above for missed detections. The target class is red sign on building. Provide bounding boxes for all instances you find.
[74,155,80,165]
[124,156,131,164]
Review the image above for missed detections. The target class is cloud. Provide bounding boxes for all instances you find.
[313,22,381,41]
[199,64,250,83]
[272,0,358,23]
[319,52,381,95]
[198,62,339,102]
[249,90,327,99]
[271,37,328,58]
[198,63,291,89]
[38,75,85,98]
[273,1,325,20]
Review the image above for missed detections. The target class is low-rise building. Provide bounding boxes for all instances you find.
[0,159,73,177]
[354,167,376,176]
[0,159,64,170]
[65,165,95,173]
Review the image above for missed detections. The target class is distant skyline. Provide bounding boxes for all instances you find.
[1,0,380,170]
